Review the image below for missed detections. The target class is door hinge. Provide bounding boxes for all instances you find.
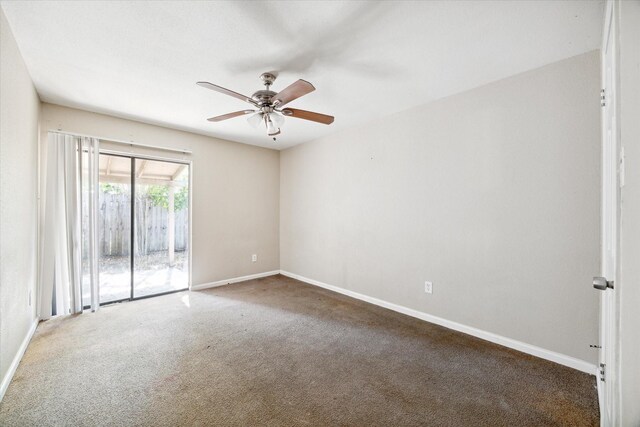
[601,89,606,107]
[600,363,606,382]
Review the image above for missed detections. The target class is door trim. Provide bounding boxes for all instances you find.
[598,0,621,425]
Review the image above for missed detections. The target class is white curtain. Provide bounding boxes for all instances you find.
[40,132,100,319]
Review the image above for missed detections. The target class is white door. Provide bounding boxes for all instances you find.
[597,1,619,425]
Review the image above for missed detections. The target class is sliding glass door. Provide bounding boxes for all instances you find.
[133,158,189,298]
[84,153,189,307]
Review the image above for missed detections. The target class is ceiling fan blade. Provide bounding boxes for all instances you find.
[271,80,315,107]
[207,110,255,122]
[197,81,257,106]
[281,108,334,125]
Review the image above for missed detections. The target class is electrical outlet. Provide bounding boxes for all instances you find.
[424,281,433,294]
[252,254,257,262]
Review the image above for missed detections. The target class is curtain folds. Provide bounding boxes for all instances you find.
[40,132,100,320]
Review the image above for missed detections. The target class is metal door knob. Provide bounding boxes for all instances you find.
[593,276,614,290]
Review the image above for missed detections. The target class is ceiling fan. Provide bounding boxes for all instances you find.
[197,73,334,140]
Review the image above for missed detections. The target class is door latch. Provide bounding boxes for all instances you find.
[593,276,614,290]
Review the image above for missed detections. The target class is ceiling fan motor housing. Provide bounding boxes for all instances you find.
[251,90,277,106]
[252,72,279,106]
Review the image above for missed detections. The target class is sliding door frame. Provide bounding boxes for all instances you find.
[130,156,135,301]
[87,149,193,308]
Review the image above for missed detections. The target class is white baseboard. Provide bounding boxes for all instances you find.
[191,270,280,291]
[279,270,596,375]
[0,317,39,402]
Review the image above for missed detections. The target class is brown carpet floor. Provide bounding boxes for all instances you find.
[0,274,598,426]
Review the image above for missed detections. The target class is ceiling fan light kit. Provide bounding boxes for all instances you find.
[197,72,334,141]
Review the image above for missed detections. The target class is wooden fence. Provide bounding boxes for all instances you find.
[98,191,188,257]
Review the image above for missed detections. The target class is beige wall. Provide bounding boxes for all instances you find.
[0,8,40,390]
[618,1,640,424]
[40,103,280,286]
[281,51,601,364]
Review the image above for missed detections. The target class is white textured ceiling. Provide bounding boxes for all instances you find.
[1,1,603,150]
